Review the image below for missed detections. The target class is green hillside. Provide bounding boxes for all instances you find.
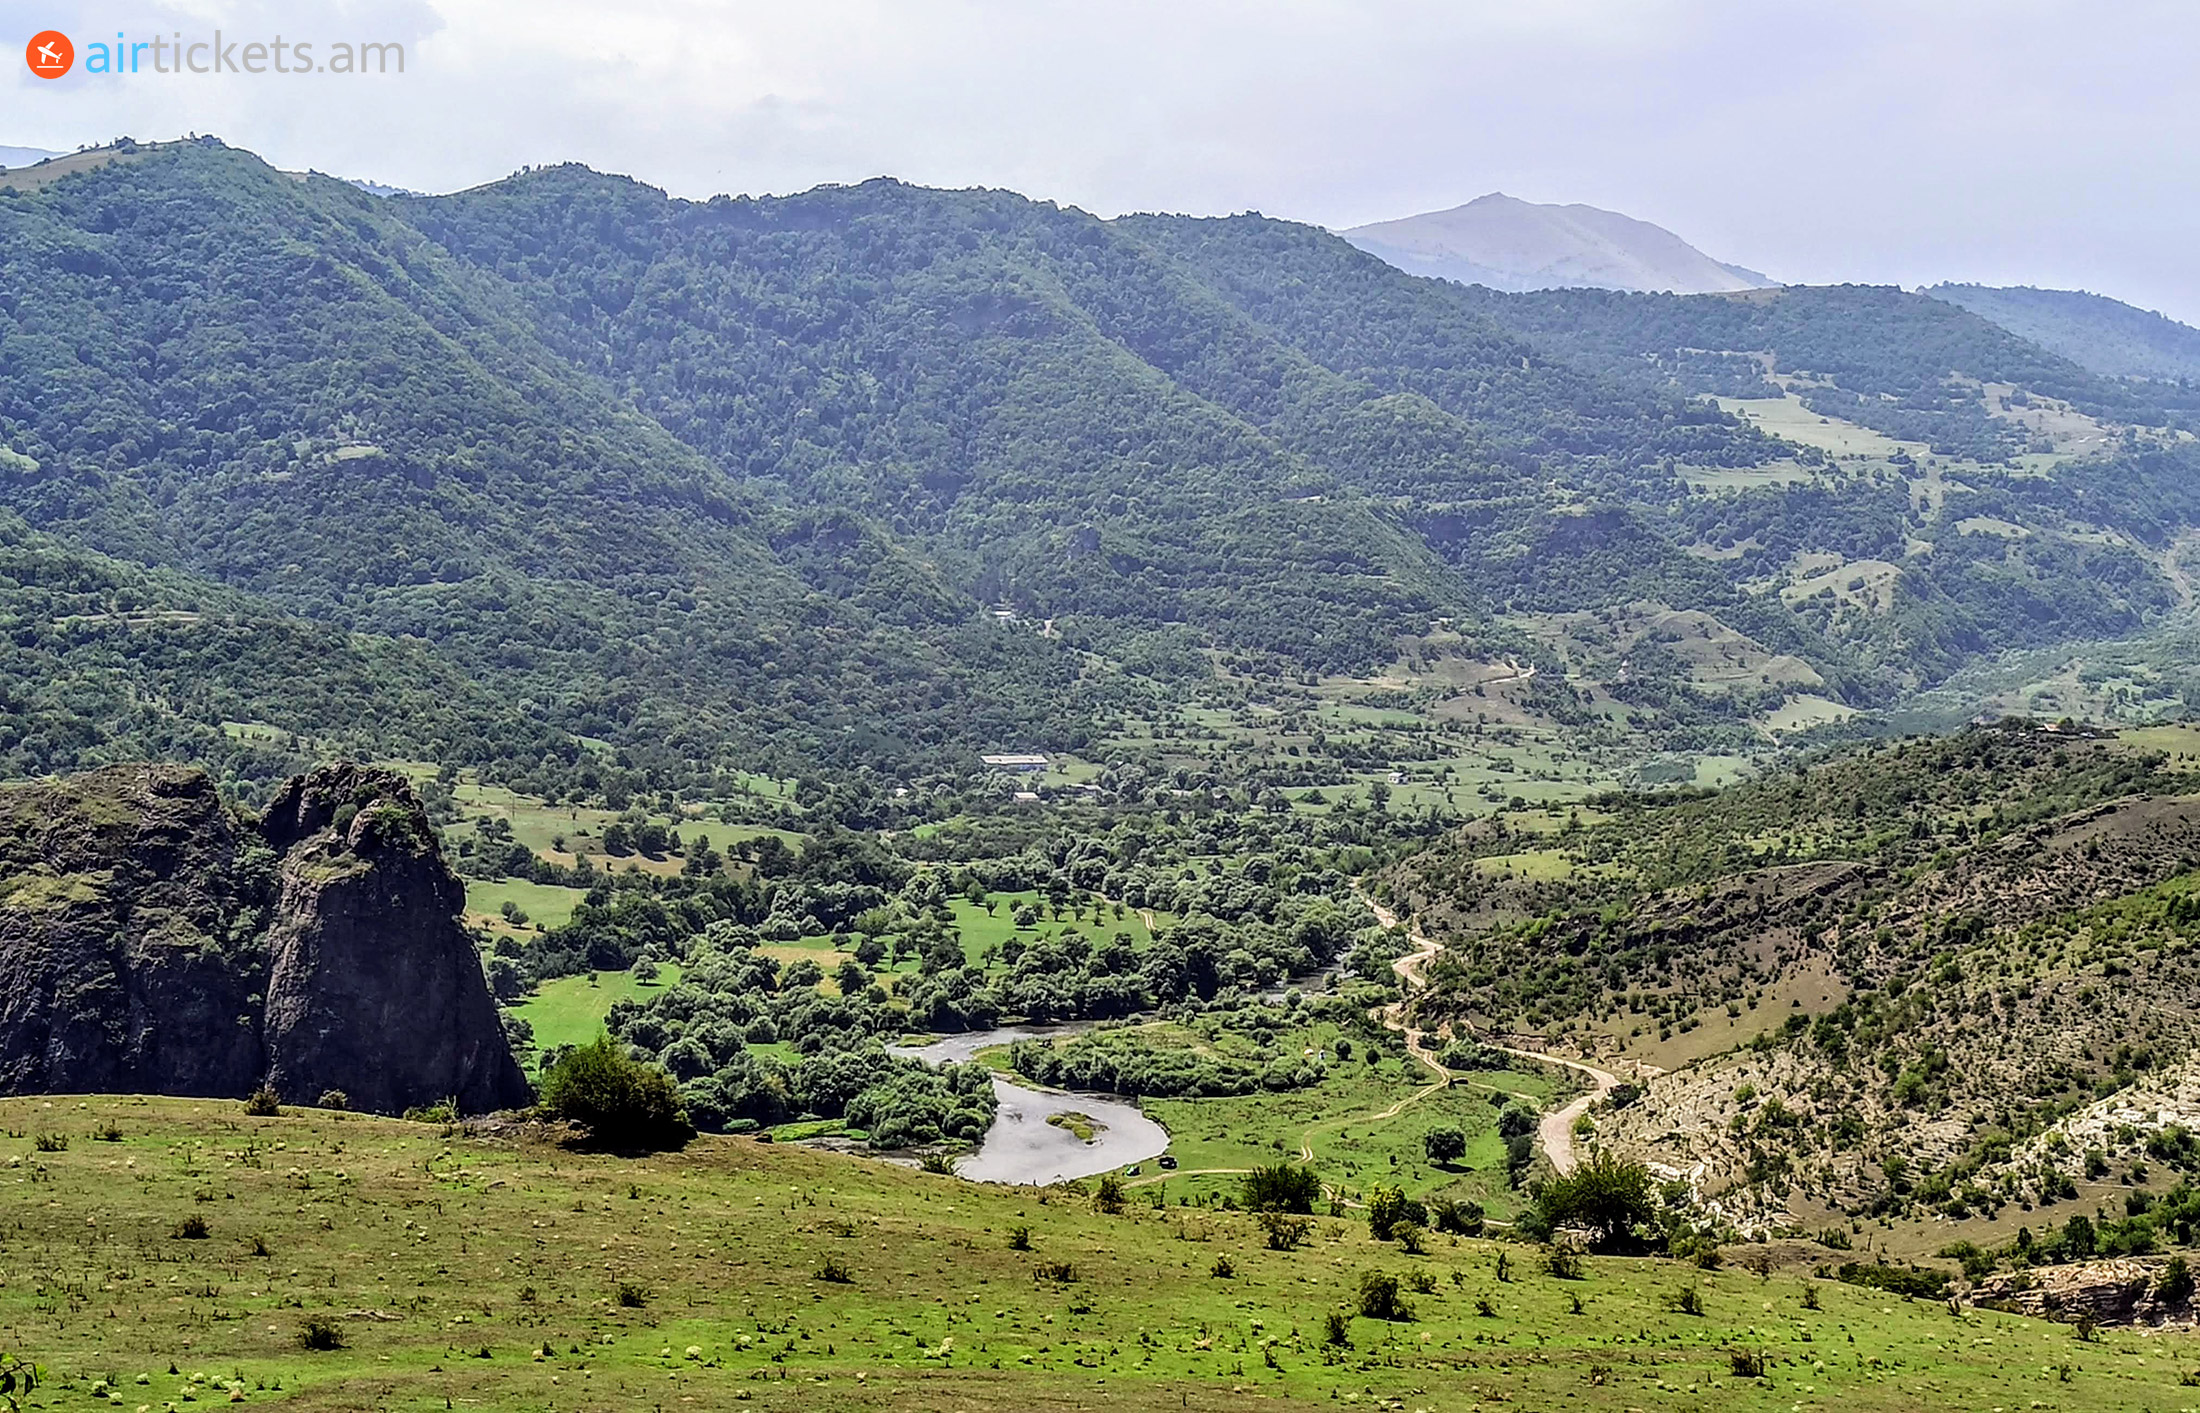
[4,138,2200,800]
[1933,283,2200,382]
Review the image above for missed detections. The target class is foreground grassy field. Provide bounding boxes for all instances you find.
[6,1099,2200,1411]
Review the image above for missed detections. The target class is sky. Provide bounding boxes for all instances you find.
[7,0,2200,321]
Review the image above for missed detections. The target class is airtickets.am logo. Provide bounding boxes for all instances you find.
[27,29,73,78]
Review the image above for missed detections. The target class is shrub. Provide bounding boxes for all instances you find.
[1729,1348,1768,1377]
[1366,1185,1427,1241]
[1356,1271,1413,1321]
[1034,1261,1078,1284]
[1544,1242,1585,1279]
[32,1133,65,1153]
[244,1086,282,1117]
[539,1038,691,1151]
[1406,1268,1437,1295]
[2160,1255,2195,1306]
[1430,1197,1485,1236]
[172,1215,210,1240]
[1260,1212,1313,1252]
[1668,1284,1705,1316]
[402,1099,458,1124]
[1394,1222,1426,1255]
[92,1121,122,1142]
[1801,1281,1821,1311]
[316,1090,349,1111]
[1092,1173,1126,1215]
[918,1154,953,1175]
[1836,1261,1948,1301]
[1242,1162,1321,1214]
[1322,1310,1351,1347]
[1008,1224,1033,1251]
[1210,1254,1235,1279]
[297,1316,347,1351]
[816,1256,854,1284]
[1532,1150,1654,1249]
[1423,1126,1467,1165]
[1474,1294,1498,1317]
[615,1282,649,1308]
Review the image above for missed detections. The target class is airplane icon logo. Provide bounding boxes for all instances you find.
[26,29,74,79]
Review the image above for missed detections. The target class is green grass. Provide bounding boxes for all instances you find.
[7,1095,2200,1411]
[463,878,587,932]
[510,965,682,1063]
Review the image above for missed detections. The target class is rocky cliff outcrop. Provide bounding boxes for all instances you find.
[0,762,530,1114]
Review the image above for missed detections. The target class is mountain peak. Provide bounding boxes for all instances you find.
[1340,192,1776,295]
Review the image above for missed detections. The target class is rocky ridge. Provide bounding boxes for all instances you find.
[0,761,529,1114]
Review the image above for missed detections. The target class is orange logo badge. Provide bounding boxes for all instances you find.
[27,29,73,78]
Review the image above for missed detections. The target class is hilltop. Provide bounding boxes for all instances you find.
[1341,192,1776,294]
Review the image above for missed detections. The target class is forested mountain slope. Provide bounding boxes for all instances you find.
[1931,283,2200,383]
[2,137,2199,798]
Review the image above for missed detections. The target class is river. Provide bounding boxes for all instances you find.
[889,1025,1171,1186]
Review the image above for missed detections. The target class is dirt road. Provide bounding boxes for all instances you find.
[1357,887,1621,1176]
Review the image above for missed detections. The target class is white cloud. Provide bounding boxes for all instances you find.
[7,0,2199,318]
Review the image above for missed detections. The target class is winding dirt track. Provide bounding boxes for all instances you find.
[1357,889,1622,1176]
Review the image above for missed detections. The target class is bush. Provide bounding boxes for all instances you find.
[297,1317,347,1351]
[32,1133,65,1153]
[1430,1196,1484,1236]
[2160,1255,2196,1306]
[1366,1185,1427,1241]
[1668,1284,1704,1316]
[1394,1222,1427,1255]
[1210,1254,1235,1279]
[539,1038,692,1151]
[1729,1348,1767,1377]
[1242,1162,1321,1214]
[1008,1224,1033,1251]
[1532,1150,1654,1249]
[244,1086,282,1117]
[1836,1261,1949,1301]
[615,1282,649,1308]
[316,1090,349,1111]
[172,1215,210,1240]
[1356,1271,1414,1321]
[816,1256,854,1284]
[1260,1212,1313,1252]
[1423,1126,1467,1165]
[1322,1311,1351,1347]
[1092,1173,1126,1215]
[1544,1242,1585,1279]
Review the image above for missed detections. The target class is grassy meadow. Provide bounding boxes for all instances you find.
[5,1097,2199,1411]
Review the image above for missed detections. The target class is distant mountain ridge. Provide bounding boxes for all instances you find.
[1930,283,2200,382]
[0,146,63,170]
[1341,192,1777,294]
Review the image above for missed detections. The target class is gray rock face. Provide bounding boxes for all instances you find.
[0,761,530,1114]
[260,765,530,1114]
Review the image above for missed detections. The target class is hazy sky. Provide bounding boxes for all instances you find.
[10,0,2200,320]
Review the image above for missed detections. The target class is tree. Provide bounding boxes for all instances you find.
[538,1037,691,1151]
[1366,1184,1427,1242]
[1423,1126,1467,1166]
[1242,1162,1321,1214]
[1356,1270,1413,1321]
[1531,1150,1655,1250]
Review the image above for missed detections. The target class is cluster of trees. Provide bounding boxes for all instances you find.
[1005,1026,1322,1098]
